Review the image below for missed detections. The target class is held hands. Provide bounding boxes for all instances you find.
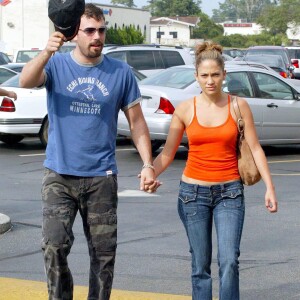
[139,165,162,193]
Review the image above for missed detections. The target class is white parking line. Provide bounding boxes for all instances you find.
[116,148,136,151]
[19,153,45,157]
[118,189,159,197]
[269,159,300,164]
[271,173,300,176]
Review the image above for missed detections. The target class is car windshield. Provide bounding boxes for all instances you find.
[0,74,20,87]
[139,67,195,89]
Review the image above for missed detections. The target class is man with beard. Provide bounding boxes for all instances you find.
[19,3,156,300]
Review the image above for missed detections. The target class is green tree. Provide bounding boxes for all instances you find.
[110,0,136,8]
[211,0,273,23]
[192,13,224,40]
[213,32,289,48]
[256,0,300,35]
[106,26,144,45]
[144,0,201,16]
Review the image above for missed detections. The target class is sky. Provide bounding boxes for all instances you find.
[89,0,224,17]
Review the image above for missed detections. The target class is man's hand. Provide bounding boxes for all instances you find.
[46,32,66,55]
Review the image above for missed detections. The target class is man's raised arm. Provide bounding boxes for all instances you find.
[19,32,65,88]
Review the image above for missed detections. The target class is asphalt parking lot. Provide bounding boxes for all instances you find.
[1,139,300,299]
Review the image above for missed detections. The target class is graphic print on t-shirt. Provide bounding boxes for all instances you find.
[67,76,110,116]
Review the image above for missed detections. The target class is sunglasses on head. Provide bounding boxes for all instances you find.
[79,26,106,36]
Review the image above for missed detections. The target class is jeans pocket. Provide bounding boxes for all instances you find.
[178,189,197,204]
[221,188,244,208]
[178,190,197,217]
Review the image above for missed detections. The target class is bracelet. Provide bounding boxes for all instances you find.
[142,163,155,171]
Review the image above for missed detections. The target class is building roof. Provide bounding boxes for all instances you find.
[150,16,199,27]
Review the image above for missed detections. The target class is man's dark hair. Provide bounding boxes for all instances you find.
[84,3,105,21]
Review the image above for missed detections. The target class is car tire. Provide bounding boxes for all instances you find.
[0,134,24,145]
[39,117,48,147]
[151,140,164,153]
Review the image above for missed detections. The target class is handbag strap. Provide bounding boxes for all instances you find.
[232,95,245,138]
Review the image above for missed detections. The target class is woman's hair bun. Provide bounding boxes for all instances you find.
[195,41,223,57]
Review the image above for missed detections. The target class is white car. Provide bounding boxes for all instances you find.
[13,49,41,63]
[0,74,48,145]
[117,64,300,152]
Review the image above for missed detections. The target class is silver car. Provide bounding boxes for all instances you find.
[117,64,300,152]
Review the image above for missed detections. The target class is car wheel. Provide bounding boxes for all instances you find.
[0,134,24,145]
[151,140,164,152]
[39,117,48,147]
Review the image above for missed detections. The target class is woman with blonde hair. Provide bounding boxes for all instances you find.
[150,41,278,299]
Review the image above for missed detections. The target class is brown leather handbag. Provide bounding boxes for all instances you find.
[232,96,261,186]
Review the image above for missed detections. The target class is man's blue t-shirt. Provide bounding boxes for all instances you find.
[44,52,141,176]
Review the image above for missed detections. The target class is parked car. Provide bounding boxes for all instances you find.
[222,53,234,61]
[102,45,194,76]
[117,64,300,152]
[13,48,41,63]
[223,48,245,59]
[0,74,47,145]
[0,52,11,65]
[58,42,76,53]
[225,60,275,72]
[0,67,146,146]
[286,46,300,79]
[0,63,25,84]
[243,54,290,78]
[245,46,294,78]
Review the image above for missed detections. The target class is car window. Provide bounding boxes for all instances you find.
[106,51,127,62]
[0,69,16,84]
[160,50,185,68]
[140,67,195,89]
[153,51,164,69]
[127,50,155,70]
[287,49,300,59]
[0,74,20,87]
[223,72,253,97]
[16,50,41,63]
[252,72,294,100]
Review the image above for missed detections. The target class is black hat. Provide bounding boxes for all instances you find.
[48,0,85,41]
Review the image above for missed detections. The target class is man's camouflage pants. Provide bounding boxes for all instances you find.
[41,168,118,300]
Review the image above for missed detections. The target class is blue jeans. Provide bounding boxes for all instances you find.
[178,180,245,300]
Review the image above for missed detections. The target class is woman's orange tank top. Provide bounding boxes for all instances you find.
[183,95,240,182]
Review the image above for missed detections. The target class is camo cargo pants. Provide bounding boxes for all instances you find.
[41,168,118,300]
